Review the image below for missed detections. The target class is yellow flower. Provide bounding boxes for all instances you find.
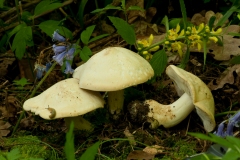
[149,46,160,52]
[191,40,203,51]
[210,28,222,35]
[209,36,218,43]
[171,41,184,57]
[137,34,159,54]
[167,24,184,40]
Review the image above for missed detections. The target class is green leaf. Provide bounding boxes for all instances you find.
[215,4,240,28]
[190,153,221,160]
[64,121,75,160]
[81,25,95,45]
[169,18,181,29]
[108,16,136,45]
[6,148,21,160]
[127,6,144,11]
[179,0,188,30]
[161,16,169,32]
[150,49,167,77]
[230,55,240,64]
[79,141,100,160]
[34,0,62,16]
[80,46,92,62]
[88,34,109,43]
[222,148,240,160]
[0,155,7,160]
[13,78,31,87]
[121,0,126,10]
[208,16,216,30]
[7,23,26,43]
[0,0,4,8]
[179,45,190,69]
[38,20,73,39]
[77,0,89,27]
[225,136,240,153]
[228,32,240,37]
[11,26,32,59]
[91,4,122,13]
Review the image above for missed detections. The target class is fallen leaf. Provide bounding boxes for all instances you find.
[143,145,164,155]
[0,121,11,137]
[127,150,155,160]
[124,127,136,145]
[208,64,240,90]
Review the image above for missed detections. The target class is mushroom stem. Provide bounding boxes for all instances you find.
[145,92,195,129]
[64,116,93,131]
[108,90,124,118]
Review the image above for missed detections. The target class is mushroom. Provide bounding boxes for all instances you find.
[23,78,105,131]
[128,65,215,132]
[73,47,154,119]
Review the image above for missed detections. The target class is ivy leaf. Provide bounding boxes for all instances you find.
[108,16,136,45]
[150,49,167,77]
[79,141,100,160]
[39,20,73,40]
[81,25,95,45]
[34,0,62,17]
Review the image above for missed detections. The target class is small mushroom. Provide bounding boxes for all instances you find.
[128,65,215,132]
[23,78,105,131]
[73,47,154,119]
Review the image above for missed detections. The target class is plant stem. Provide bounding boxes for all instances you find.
[12,62,57,136]
[14,0,21,23]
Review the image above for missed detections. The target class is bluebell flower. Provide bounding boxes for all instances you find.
[64,61,74,74]
[229,111,240,127]
[225,121,234,136]
[52,30,66,42]
[45,62,52,72]
[214,122,225,137]
[53,51,67,66]
[65,47,75,60]
[35,64,46,80]
[52,44,67,55]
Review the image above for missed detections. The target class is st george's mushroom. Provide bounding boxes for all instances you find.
[128,65,215,132]
[73,47,154,119]
[23,78,105,131]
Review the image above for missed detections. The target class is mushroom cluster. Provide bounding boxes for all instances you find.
[128,65,216,132]
[73,47,154,119]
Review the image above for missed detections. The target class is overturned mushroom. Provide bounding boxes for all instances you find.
[128,65,215,132]
[73,47,154,119]
[23,78,105,131]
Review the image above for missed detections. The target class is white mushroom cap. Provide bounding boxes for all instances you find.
[77,47,154,91]
[23,78,105,120]
[166,65,215,132]
[72,63,85,80]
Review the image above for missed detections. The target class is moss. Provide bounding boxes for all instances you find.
[2,135,59,159]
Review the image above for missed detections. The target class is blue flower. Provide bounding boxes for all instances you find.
[226,121,234,136]
[35,64,46,80]
[229,111,240,127]
[53,51,67,66]
[214,122,225,137]
[52,44,67,55]
[52,30,66,42]
[45,62,52,72]
[65,47,75,60]
[64,61,74,74]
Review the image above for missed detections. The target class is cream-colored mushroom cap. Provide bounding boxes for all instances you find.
[72,63,85,79]
[166,65,215,132]
[79,47,154,91]
[23,78,105,120]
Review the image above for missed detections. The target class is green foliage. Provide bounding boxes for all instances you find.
[0,0,4,8]
[1,136,56,159]
[77,0,89,27]
[230,55,240,64]
[150,49,167,77]
[10,23,33,59]
[13,78,31,90]
[188,132,240,159]
[91,4,122,13]
[79,141,100,160]
[38,20,73,40]
[33,0,62,17]
[108,16,136,45]
[79,25,109,61]
[64,121,75,160]
[179,0,188,30]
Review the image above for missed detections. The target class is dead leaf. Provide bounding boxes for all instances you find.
[124,127,136,145]
[143,145,164,155]
[126,0,145,24]
[127,150,155,160]
[0,121,11,137]
[208,64,240,90]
